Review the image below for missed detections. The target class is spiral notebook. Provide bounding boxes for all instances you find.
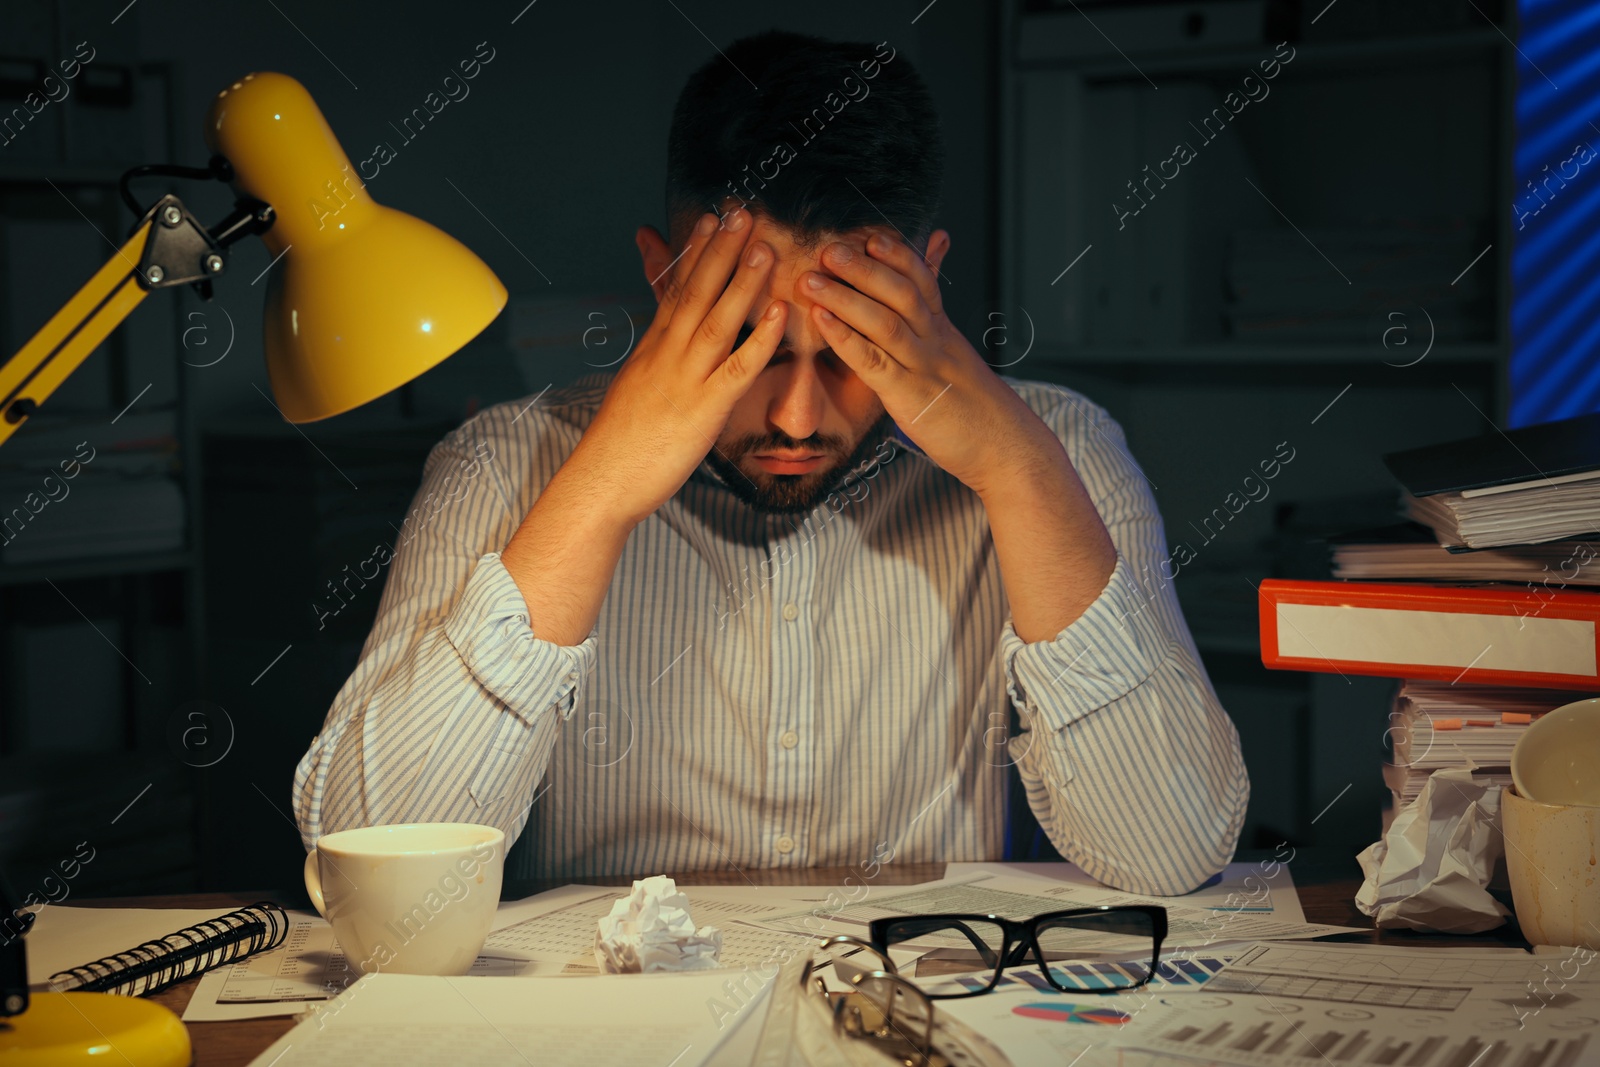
[44,901,289,998]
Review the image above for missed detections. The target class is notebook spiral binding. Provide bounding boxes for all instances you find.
[47,901,289,998]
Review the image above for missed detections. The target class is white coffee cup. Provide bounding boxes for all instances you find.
[1502,785,1600,950]
[303,822,505,975]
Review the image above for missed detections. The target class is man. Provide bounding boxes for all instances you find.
[293,30,1248,896]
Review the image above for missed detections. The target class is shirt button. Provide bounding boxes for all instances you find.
[781,602,799,621]
[780,730,798,749]
[776,835,796,854]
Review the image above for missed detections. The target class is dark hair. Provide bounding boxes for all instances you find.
[664,30,944,254]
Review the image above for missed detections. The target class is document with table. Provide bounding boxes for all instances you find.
[935,940,1599,1067]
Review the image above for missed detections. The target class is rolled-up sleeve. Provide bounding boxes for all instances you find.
[997,386,1250,896]
[443,552,595,717]
[293,414,597,852]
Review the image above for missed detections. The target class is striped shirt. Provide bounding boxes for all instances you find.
[292,373,1248,896]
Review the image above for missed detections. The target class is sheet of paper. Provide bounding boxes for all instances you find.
[247,971,757,1067]
[1116,1000,1596,1067]
[481,883,818,972]
[938,940,1599,1067]
[750,872,1356,950]
[183,887,620,1021]
[183,913,346,1021]
[180,891,594,1021]
[488,882,627,931]
[933,980,1133,1064]
[184,882,820,1020]
[873,940,1254,1001]
[1206,941,1593,1007]
[946,859,1307,922]
[184,969,319,1021]
[945,981,1600,1067]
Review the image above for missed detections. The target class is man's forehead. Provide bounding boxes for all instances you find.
[676,201,906,258]
[745,215,897,260]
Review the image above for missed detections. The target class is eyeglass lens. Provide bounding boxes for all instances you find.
[816,939,935,1055]
[816,937,887,992]
[1035,911,1156,990]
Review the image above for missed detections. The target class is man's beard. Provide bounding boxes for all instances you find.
[704,413,894,515]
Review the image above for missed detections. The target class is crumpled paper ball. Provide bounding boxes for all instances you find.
[594,875,724,973]
[1355,768,1510,934]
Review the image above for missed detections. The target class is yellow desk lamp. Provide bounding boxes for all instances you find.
[0,71,506,1064]
[0,69,507,441]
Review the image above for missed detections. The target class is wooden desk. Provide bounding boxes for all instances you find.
[72,849,1529,1067]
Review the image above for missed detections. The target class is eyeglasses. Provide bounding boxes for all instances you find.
[868,904,1168,999]
[801,936,997,1067]
[798,905,1167,1066]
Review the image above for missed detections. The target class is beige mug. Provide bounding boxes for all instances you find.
[1502,786,1600,950]
[303,822,505,975]
[1511,697,1600,806]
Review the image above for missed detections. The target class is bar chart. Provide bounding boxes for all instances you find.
[1151,1015,1593,1066]
[1207,969,1472,1011]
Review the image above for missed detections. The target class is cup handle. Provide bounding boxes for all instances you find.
[303,848,327,918]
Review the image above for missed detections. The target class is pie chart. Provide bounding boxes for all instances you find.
[1012,1002,1135,1025]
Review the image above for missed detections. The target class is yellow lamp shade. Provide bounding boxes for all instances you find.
[204,71,507,422]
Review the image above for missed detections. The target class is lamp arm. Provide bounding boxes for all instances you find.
[0,221,152,446]
[0,192,276,448]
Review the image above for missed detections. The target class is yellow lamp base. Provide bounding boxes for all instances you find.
[0,992,191,1066]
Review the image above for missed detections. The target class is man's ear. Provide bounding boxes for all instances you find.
[637,225,675,304]
[922,229,952,279]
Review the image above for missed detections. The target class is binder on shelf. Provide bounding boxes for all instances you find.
[1258,578,1600,689]
[1383,409,1600,498]
[43,901,288,998]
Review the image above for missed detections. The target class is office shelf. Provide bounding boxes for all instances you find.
[999,2,1515,850]
[1018,27,1507,77]
[1021,343,1505,366]
[0,549,194,587]
[0,23,203,891]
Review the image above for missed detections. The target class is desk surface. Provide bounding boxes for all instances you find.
[72,850,1529,1067]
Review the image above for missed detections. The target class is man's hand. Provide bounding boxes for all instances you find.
[572,205,788,527]
[498,206,784,645]
[800,233,1057,499]
[803,232,1116,641]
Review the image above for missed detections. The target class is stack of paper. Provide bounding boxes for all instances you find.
[1403,476,1600,549]
[1388,682,1570,767]
[1329,524,1600,584]
[247,970,760,1067]
[1383,410,1600,549]
[1383,680,1592,810]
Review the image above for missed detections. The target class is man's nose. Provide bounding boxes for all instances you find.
[766,351,827,443]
